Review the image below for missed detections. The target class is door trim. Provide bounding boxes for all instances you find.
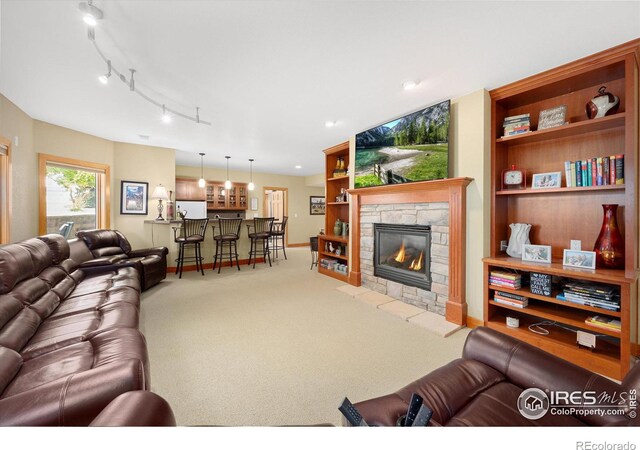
[0,135,11,244]
[262,186,289,248]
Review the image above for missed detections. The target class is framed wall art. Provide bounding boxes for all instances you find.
[120,180,148,215]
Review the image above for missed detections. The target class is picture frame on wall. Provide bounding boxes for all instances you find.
[563,249,596,269]
[531,171,562,189]
[310,196,325,215]
[522,244,552,263]
[120,180,148,215]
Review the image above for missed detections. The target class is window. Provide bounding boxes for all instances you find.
[0,136,10,244]
[38,154,110,237]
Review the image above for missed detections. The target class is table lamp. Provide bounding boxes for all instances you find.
[151,185,169,221]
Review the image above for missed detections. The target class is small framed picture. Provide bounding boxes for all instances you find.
[532,171,562,189]
[310,196,325,215]
[563,249,596,269]
[538,105,567,130]
[522,244,552,263]
[120,180,148,215]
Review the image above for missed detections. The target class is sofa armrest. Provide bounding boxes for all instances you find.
[0,359,146,426]
[89,391,176,426]
[79,254,129,267]
[128,247,168,258]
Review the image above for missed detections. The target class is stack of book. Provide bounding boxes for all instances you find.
[493,291,528,308]
[489,271,522,289]
[319,258,338,270]
[564,154,624,187]
[585,315,621,333]
[502,114,530,137]
[560,281,620,312]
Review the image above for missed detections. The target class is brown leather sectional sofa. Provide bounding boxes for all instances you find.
[0,233,173,426]
[355,327,640,426]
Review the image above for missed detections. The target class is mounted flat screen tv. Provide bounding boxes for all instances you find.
[354,99,450,188]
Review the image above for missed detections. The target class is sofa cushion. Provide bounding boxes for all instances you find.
[50,287,140,320]
[0,347,22,393]
[1,328,148,399]
[0,244,37,294]
[37,234,71,265]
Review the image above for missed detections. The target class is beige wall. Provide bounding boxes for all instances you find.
[176,165,325,245]
[0,94,37,241]
[450,89,492,322]
[112,143,176,249]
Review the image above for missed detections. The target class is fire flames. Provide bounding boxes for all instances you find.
[393,241,423,271]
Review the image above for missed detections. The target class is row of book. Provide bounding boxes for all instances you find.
[559,281,621,312]
[489,271,522,289]
[585,315,621,333]
[493,290,528,308]
[563,154,624,187]
[502,113,530,137]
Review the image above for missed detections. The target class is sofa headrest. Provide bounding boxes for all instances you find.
[37,234,71,264]
[76,229,131,256]
[0,240,52,294]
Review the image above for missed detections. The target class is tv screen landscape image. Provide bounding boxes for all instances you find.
[354,99,450,188]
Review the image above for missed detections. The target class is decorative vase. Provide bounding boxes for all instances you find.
[593,204,624,269]
[341,222,349,237]
[166,190,174,220]
[333,219,342,236]
[506,223,531,258]
[586,86,620,119]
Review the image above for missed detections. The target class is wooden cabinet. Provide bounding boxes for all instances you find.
[175,177,205,201]
[484,39,639,380]
[205,182,248,210]
[318,142,351,282]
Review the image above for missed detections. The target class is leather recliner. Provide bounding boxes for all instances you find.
[354,327,640,426]
[75,229,168,291]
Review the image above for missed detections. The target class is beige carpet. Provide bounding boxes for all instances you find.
[140,248,469,426]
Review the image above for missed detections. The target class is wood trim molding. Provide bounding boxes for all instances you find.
[38,153,111,235]
[287,242,309,248]
[348,177,474,326]
[0,135,11,244]
[466,316,484,329]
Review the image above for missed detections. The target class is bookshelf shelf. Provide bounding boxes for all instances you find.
[486,40,639,380]
[326,201,349,206]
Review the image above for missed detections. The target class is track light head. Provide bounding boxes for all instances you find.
[161,105,171,123]
[98,60,111,84]
[79,1,103,27]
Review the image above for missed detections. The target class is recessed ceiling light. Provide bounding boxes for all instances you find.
[295,165,302,169]
[325,121,337,128]
[402,80,420,90]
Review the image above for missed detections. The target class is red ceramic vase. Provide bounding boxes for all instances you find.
[593,204,624,269]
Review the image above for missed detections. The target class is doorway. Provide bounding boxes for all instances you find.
[263,186,288,247]
[0,135,11,244]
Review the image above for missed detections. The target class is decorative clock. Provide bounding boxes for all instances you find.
[501,165,526,190]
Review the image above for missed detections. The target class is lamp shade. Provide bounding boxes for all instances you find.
[151,185,169,200]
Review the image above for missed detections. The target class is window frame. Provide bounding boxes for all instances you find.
[0,135,11,244]
[38,153,110,235]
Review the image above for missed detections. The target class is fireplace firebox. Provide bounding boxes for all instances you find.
[373,223,431,290]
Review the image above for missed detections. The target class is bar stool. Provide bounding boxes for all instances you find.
[212,218,242,273]
[172,218,209,278]
[246,217,274,269]
[270,216,288,260]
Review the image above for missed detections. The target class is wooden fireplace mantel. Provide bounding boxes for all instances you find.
[347,177,473,326]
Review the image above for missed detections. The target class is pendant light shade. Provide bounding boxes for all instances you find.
[224,156,232,189]
[198,153,206,188]
[248,158,255,191]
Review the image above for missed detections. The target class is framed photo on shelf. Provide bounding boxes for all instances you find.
[537,105,567,130]
[310,196,325,215]
[522,244,552,263]
[531,171,562,189]
[120,180,148,215]
[562,249,596,269]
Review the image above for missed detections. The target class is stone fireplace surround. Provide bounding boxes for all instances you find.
[348,178,472,325]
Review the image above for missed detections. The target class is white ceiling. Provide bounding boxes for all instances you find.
[1,1,639,176]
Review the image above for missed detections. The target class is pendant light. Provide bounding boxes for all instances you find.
[224,156,232,189]
[198,153,206,188]
[248,158,255,191]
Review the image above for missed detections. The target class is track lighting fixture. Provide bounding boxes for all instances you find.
[98,60,111,84]
[224,156,232,190]
[198,153,206,188]
[79,1,103,27]
[78,1,210,126]
[162,105,172,124]
[248,159,255,191]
